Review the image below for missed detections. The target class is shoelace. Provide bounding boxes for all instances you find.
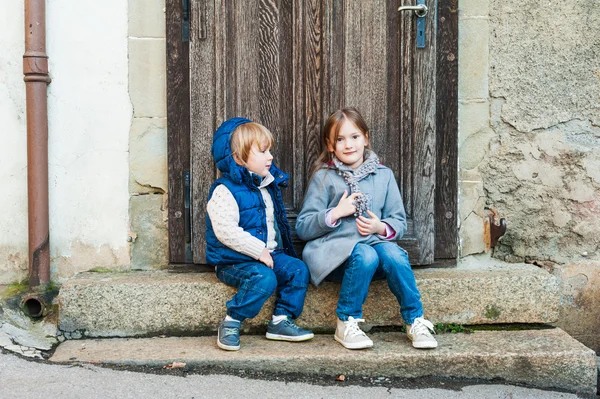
[344,317,367,339]
[222,327,239,337]
[409,317,435,337]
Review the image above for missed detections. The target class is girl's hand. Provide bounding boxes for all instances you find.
[331,190,361,223]
[356,210,387,236]
[259,248,274,268]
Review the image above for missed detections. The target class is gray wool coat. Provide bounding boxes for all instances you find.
[296,163,407,286]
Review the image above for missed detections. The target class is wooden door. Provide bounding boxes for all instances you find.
[188,0,440,265]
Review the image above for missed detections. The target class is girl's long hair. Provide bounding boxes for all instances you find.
[309,107,372,180]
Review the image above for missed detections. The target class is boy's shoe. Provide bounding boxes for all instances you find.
[334,316,373,350]
[217,319,241,351]
[407,317,438,349]
[266,317,314,342]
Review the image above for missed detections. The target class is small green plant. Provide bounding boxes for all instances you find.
[434,322,474,334]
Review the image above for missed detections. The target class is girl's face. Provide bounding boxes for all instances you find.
[327,120,369,170]
[244,140,273,177]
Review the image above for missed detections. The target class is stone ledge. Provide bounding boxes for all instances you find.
[58,264,559,337]
[49,329,597,395]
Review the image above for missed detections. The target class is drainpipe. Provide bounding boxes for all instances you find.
[23,0,51,298]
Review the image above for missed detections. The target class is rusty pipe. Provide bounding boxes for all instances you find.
[24,0,51,289]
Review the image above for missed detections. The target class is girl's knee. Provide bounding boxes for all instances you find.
[350,244,379,271]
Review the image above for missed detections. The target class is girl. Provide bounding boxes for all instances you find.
[296,108,437,350]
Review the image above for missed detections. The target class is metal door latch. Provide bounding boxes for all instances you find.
[398,0,428,48]
[181,0,190,42]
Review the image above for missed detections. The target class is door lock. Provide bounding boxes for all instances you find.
[398,1,428,48]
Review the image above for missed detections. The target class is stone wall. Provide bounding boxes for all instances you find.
[127,0,169,269]
[458,0,600,352]
[459,0,600,263]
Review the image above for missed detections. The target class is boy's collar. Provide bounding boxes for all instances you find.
[249,171,274,188]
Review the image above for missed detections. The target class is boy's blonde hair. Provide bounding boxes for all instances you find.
[230,122,274,163]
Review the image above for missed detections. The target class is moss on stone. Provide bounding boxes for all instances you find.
[485,305,502,320]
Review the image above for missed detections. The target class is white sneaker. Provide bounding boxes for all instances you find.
[407,317,438,349]
[335,317,373,350]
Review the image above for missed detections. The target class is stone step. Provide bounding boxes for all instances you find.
[49,328,597,395]
[58,263,559,338]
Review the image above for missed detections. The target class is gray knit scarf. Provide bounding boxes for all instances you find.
[332,150,380,217]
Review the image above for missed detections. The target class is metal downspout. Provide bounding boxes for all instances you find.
[23,0,51,292]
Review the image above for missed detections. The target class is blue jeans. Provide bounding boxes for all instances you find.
[215,250,310,323]
[325,242,424,325]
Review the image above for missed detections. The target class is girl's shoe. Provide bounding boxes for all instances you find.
[407,317,438,349]
[266,317,314,341]
[217,319,241,351]
[334,317,373,349]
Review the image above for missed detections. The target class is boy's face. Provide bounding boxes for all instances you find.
[244,140,273,177]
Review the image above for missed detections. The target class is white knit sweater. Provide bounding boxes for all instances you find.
[206,173,278,260]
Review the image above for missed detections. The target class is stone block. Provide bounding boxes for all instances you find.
[129,38,166,117]
[58,263,559,337]
[459,130,494,170]
[458,18,489,100]
[129,0,166,38]
[130,118,168,194]
[551,261,600,353]
[458,101,490,146]
[460,0,490,18]
[460,212,486,256]
[459,178,485,222]
[50,329,597,394]
[129,195,169,269]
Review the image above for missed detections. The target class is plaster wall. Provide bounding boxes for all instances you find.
[0,1,28,283]
[458,0,600,351]
[0,0,132,284]
[459,0,600,263]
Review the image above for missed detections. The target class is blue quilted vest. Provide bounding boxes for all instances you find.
[205,117,297,266]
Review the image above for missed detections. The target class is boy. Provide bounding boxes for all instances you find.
[206,117,313,351]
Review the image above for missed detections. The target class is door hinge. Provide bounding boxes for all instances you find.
[184,171,193,262]
[181,0,190,43]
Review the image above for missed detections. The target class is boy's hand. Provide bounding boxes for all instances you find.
[356,210,386,236]
[259,248,274,268]
[331,190,361,222]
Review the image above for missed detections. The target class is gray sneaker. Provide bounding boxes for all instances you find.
[334,317,373,349]
[266,317,314,342]
[407,317,437,349]
[217,319,241,351]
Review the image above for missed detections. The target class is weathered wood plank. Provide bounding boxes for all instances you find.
[345,1,389,165]
[400,3,414,218]
[299,0,322,202]
[166,0,191,263]
[323,0,345,115]
[384,0,402,181]
[411,0,437,264]
[190,0,216,264]
[435,0,459,259]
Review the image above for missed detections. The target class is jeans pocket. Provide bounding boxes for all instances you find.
[216,265,243,288]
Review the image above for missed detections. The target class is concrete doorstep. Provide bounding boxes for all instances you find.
[49,328,597,395]
[58,263,559,338]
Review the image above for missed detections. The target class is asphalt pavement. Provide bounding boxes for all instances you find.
[1,350,592,399]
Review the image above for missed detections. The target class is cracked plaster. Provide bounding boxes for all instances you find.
[463,0,600,264]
